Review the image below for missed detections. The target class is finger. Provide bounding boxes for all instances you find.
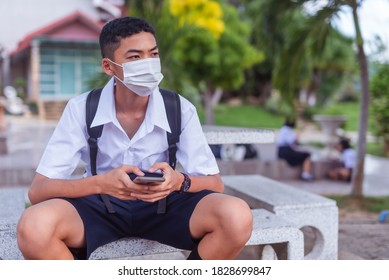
[148,162,170,173]
[121,165,145,176]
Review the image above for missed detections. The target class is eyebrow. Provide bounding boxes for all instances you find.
[125,45,158,54]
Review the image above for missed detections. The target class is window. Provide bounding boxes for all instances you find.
[40,47,101,99]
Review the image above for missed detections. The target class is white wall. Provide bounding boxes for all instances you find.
[0,0,100,54]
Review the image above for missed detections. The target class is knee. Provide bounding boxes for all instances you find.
[17,206,52,252]
[219,198,253,244]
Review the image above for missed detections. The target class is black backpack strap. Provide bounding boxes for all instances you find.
[158,88,181,214]
[161,89,181,170]
[86,88,115,214]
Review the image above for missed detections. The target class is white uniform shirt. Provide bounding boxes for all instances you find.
[276,125,297,147]
[342,148,356,169]
[37,78,219,179]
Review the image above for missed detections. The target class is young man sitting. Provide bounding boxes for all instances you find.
[17,16,253,260]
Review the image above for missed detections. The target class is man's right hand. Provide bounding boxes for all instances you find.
[99,165,146,200]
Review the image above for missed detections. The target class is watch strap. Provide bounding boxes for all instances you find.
[180,172,191,193]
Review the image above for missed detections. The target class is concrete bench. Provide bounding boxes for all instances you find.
[222,175,339,259]
[0,186,304,260]
[215,143,338,180]
[0,187,26,260]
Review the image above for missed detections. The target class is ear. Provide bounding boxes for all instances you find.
[102,58,114,76]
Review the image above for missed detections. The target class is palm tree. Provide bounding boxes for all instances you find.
[349,0,369,196]
[247,0,369,196]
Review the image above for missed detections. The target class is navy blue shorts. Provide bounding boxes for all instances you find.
[62,190,214,259]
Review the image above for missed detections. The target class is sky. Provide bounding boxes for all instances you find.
[334,0,389,62]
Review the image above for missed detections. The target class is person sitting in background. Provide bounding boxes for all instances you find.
[328,138,356,182]
[276,118,314,181]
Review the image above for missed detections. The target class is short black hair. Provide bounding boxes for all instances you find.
[99,16,155,59]
[339,138,351,150]
[284,117,296,128]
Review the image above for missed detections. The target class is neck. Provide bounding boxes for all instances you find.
[114,82,149,114]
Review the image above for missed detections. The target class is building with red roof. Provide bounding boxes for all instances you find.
[0,0,126,119]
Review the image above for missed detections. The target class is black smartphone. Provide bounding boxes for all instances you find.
[128,171,165,185]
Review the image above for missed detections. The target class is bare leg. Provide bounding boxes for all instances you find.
[328,168,340,180]
[302,157,312,174]
[338,168,351,181]
[17,199,85,260]
[328,167,350,181]
[189,193,253,260]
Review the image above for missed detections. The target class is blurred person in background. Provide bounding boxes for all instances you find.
[276,118,314,181]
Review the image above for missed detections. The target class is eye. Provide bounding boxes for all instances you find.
[127,55,140,60]
[151,52,159,57]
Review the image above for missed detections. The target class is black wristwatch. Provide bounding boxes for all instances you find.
[180,173,191,193]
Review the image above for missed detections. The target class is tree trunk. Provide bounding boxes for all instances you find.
[307,68,321,106]
[351,0,369,197]
[204,88,214,125]
[203,84,223,125]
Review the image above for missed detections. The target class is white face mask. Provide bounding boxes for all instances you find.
[109,58,164,97]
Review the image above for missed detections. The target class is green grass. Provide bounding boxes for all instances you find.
[367,142,387,157]
[318,101,389,158]
[318,102,361,131]
[199,101,364,131]
[317,101,380,133]
[326,195,389,213]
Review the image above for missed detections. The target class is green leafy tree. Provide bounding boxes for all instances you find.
[171,2,264,124]
[370,63,389,156]
[242,1,356,113]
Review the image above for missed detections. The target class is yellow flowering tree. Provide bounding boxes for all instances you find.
[169,0,224,39]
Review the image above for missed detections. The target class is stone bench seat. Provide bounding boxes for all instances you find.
[222,175,338,259]
[0,208,304,260]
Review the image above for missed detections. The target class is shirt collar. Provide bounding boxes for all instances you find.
[146,88,171,133]
[90,77,116,128]
[90,77,171,133]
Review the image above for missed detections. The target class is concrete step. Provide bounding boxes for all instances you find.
[0,169,35,186]
[39,100,68,120]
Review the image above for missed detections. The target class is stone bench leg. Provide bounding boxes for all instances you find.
[248,209,304,260]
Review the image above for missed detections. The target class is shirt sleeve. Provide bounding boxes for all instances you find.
[176,98,219,176]
[343,149,356,169]
[36,97,88,179]
[276,126,297,147]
